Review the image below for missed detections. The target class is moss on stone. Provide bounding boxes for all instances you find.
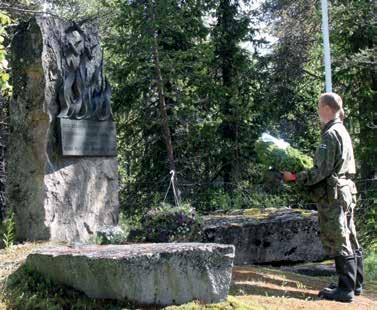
[295,209,313,218]
[213,208,314,221]
[242,208,276,219]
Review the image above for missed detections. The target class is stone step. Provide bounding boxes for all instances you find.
[26,243,235,306]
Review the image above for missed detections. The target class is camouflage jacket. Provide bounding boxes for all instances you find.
[297,118,357,201]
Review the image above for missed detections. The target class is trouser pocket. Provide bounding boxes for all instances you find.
[317,202,353,256]
[337,185,353,213]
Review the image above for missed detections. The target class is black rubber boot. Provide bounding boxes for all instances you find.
[320,249,364,296]
[319,255,356,302]
[355,249,364,296]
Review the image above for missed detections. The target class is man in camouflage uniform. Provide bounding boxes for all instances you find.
[283,93,364,302]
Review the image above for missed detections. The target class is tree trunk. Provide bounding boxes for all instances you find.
[151,40,176,174]
[217,0,237,193]
[149,2,180,202]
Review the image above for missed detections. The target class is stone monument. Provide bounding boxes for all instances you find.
[8,15,119,241]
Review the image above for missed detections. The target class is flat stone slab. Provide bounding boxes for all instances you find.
[201,208,327,265]
[25,243,235,306]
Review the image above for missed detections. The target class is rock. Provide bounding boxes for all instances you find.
[201,208,327,265]
[95,225,126,244]
[8,16,119,242]
[25,243,235,306]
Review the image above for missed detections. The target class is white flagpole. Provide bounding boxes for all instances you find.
[321,0,332,92]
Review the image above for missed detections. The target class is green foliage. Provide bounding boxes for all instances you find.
[243,190,299,209]
[92,228,127,246]
[0,10,11,96]
[364,250,377,282]
[4,0,376,251]
[206,190,243,212]
[356,189,377,251]
[165,296,253,310]
[90,213,136,245]
[330,0,377,180]
[201,184,304,213]
[138,202,202,243]
[261,0,322,155]
[1,210,15,249]
[105,0,266,217]
[255,138,313,172]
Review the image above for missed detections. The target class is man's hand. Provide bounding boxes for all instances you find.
[283,171,297,182]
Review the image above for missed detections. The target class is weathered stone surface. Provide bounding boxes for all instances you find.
[8,16,119,242]
[26,243,235,306]
[201,208,327,265]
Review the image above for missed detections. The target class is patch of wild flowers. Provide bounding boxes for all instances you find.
[140,202,201,242]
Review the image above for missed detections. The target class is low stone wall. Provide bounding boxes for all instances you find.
[201,208,327,265]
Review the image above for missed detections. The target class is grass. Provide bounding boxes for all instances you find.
[1,266,137,309]
[165,296,261,310]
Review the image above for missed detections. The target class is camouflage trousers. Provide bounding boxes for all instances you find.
[317,182,360,257]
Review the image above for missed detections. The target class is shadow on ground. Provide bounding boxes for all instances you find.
[229,265,377,310]
[230,266,326,301]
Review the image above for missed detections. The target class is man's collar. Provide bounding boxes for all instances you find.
[322,117,342,133]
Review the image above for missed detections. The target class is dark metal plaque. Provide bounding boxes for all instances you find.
[59,118,117,156]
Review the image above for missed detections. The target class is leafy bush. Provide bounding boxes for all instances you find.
[138,202,202,242]
[364,250,377,282]
[94,226,127,245]
[90,212,139,245]
[205,187,306,212]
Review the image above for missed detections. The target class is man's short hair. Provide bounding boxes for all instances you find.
[319,92,345,120]
[319,92,343,112]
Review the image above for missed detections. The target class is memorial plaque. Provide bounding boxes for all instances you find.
[59,118,117,156]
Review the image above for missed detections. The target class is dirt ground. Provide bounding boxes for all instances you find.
[0,242,376,309]
[230,265,377,310]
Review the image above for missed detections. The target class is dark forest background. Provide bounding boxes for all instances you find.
[0,0,376,249]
